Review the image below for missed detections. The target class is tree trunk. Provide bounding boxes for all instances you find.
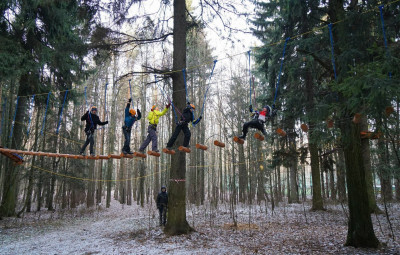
[309,140,324,210]
[360,116,380,213]
[164,0,193,235]
[0,84,27,217]
[341,119,379,248]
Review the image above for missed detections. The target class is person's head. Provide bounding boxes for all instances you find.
[263,105,272,116]
[161,186,166,192]
[189,103,195,112]
[129,109,136,116]
[151,105,159,111]
[91,106,98,114]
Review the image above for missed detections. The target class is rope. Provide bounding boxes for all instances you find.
[30,163,168,182]
[273,37,290,104]
[128,79,133,108]
[199,59,218,117]
[0,97,6,136]
[154,75,179,123]
[9,96,19,139]
[41,92,51,136]
[182,68,189,103]
[56,90,68,134]
[248,50,252,105]
[105,83,108,120]
[328,24,338,81]
[26,94,35,136]
[379,5,392,78]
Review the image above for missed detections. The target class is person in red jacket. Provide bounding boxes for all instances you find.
[79,106,108,156]
[238,105,276,140]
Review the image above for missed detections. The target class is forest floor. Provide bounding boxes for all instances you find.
[0,199,399,254]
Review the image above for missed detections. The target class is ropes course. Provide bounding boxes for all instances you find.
[0,0,398,183]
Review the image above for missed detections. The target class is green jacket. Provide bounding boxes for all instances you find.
[147,107,168,125]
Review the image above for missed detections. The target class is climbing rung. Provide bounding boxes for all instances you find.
[195,144,208,150]
[214,140,225,147]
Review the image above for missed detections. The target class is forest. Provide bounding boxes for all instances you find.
[0,0,400,254]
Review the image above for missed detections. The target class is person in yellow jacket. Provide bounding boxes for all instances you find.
[138,103,170,152]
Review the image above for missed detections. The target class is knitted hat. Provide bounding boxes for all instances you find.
[151,105,156,111]
[91,106,97,112]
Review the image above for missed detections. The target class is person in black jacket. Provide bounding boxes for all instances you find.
[166,103,201,150]
[156,186,168,226]
[79,106,108,156]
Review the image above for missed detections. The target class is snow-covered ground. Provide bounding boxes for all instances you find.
[1,199,399,254]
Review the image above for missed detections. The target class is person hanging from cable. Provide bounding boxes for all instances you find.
[165,102,201,151]
[237,104,277,140]
[79,106,108,156]
[122,98,141,154]
[138,103,170,154]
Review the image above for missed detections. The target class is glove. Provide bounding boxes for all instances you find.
[104,121,109,124]
[271,104,275,109]
[166,103,171,109]
[249,105,253,112]
[193,116,202,125]
[137,109,141,114]
[128,98,132,103]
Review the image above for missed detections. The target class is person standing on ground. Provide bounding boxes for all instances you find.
[156,186,168,226]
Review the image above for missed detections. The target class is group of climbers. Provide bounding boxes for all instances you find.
[79,99,202,156]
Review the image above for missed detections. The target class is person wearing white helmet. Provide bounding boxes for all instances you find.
[238,104,276,140]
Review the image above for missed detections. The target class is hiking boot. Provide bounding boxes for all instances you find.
[153,149,160,153]
[90,152,95,156]
[238,135,246,140]
[138,149,145,153]
[122,150,128,155]
[127,151,134,154]
[79,151,86,156]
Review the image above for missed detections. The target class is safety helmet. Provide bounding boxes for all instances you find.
[264,105,272,116]
[129,109,136,116]
[91,106,98,112]
[151,105,157,111]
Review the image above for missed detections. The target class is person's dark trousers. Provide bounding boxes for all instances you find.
[242,119,265,138]
[139,125,158,151]
[122,126,132,153]
[166,123,191,148]
[81,130,95,154]
[159,205,167,226]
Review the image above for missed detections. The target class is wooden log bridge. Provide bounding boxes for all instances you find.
[0,147,142,164]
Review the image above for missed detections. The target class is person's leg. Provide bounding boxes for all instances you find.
[159,207,163,226]
[240,121,251,139]
[89,132,95,155]
[256,122,267,136]
[182,124,191,147]
[122,127,129,152]
[149,127,158,151]
[162,206,167,225]
[80,134,90,154]
[166,124,182,148]
[139,126,152,152]
[126,129,132,152]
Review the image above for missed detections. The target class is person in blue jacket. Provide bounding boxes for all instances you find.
[122,98,141,154]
